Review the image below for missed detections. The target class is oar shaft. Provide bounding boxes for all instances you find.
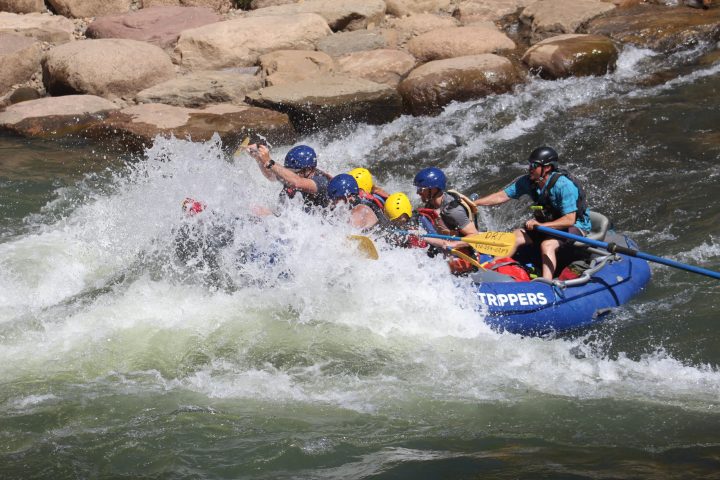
[411,232,506,247]
[536,226,720,280]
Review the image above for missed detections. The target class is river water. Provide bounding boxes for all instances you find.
[1,46,719,478]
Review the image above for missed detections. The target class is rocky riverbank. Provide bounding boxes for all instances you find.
[0,0,718,153]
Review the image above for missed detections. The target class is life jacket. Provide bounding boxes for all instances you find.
[359,190,385,210]
[481,257,532,282]
[429,190,479,235]
[530,169,587,223]
[446,189,479,229]
[417,208,439,234]
[280,172,330,210]
[351,194,391,228]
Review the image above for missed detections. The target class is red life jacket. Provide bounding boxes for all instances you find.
[482,257,532,282]
[359,190,384,210]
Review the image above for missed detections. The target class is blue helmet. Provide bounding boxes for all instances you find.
[413,167,446,191]
[327,173,359,199]
[284,145,317,170]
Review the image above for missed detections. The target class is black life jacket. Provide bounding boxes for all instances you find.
[530,169,587,223]
[350,195,392,229]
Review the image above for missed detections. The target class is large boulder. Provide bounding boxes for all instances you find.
[46,0,133,18]
[521,0,616,44]
[0,12,75,44]
[407,24,516,62]
[136,70,262,107]
[587,4,720,53]
[141,0,234,13]
[453,0,535,24]
[175,14,331,70]
[0,34,43,93]
[258,50,335,87]
[86,7,221,50]
[386,13,460,45]
[398,54,522,116]
[0,95,119,137]
[385,0,452,17]
[245,0,386,31]
[316,30,388,57]
[0,0,47,13]
[336,49,416,87]
[42,39,175,99]
[250,0,294,8]
[245,74,403,133]
[83,103,296,152]
[522,33,618,79]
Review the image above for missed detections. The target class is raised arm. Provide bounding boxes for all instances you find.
[473,189,511,207]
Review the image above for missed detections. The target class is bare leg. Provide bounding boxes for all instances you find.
[539,238,561,280]
[509,228,532,257]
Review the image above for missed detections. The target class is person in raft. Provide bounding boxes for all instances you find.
[247,143,332,213]
[348,167,390,207]
[413,167,483,274]
[473,146,591,280]
[379,192,429,249]
[326,173,391,231]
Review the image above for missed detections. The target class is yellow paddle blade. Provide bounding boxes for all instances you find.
[461,231,515,257]
[233,136,251,157]
[348,235,379,260]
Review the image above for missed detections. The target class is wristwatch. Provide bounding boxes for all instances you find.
[265,159,275,169]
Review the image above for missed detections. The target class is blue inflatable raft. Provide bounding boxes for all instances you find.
[470,215,652,335]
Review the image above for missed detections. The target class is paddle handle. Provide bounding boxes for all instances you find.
[536,226,720,280]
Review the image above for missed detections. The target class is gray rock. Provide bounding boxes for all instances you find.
[0,0,47,13]
[46,0,133,18]
[317,30,387,57]
[246,74,403,133]
[0,33,42,93]
[0,12,75,44]
[136,70,262,107]
[175,13,331,70]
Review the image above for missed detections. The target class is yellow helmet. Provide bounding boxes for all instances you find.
[348,167,373,193]
[384,192,412,221]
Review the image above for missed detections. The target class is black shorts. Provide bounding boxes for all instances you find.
[526,226,585,248]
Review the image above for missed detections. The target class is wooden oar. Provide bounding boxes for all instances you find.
[397,230,515,257]
[536,225,720,280]
[233,136,251,157]
[348,235,379,260]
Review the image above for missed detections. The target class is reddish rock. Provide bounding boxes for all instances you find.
[86,6,221,50]
[0,95,120,137]
[398,54,522,116]
[586,4,720,53]
[83,103,296,152]
[522,33,618,79]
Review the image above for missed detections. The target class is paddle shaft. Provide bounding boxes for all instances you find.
[404,231,509,247]
[536,225,720,280]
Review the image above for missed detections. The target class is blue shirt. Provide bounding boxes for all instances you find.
[504,173,591,231]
